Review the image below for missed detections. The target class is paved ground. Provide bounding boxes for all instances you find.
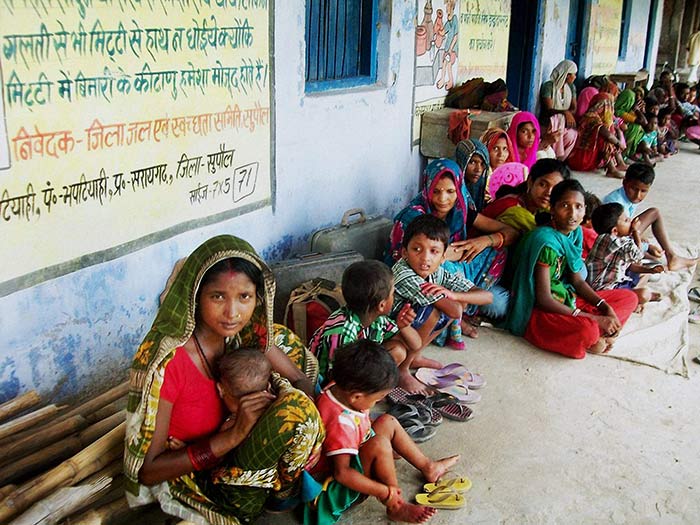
[256,143,700,525]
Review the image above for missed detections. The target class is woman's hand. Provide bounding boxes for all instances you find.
[594,314,621,336]
[450,237,489,263]
[591,302,621,336]
[395,303,416,329]
[564,110,576,128]
[444,244,464,262]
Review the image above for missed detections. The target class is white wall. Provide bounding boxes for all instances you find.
[0,0,423,402]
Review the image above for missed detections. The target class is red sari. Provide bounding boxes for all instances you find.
[567,93,615,171]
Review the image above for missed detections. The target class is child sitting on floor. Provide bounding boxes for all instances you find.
[581,191,601,261]
[391,214,493,353]
[305,340,459,525]
[602,163,698,271]
[657,107,678,155]
[635,114,661,165]
[637,113,662,164]
[586,203,664,305]
[309,260,425,393]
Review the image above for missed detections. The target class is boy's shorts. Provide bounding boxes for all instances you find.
[615,269,641,290]
[411,304,451,333]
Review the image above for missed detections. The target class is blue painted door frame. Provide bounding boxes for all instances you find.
[566,0,590,84]
[506,0,542,111]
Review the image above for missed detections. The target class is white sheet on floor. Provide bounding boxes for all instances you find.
[601,248,697,378]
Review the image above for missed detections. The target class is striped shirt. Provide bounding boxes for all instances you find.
[391,258,474,317]
[309,306,399,380]
[586,234,643,290]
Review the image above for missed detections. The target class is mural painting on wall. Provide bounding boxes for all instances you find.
[589,0,623,74]
[0,0,272,291]
[412,0,511,145]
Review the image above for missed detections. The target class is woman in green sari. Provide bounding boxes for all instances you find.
[614,88,647,159]
[124,235,324,525]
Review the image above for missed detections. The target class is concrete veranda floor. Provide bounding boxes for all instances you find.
[254,143,700,525]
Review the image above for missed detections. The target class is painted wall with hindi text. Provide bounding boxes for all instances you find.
[1,0,273,295]
[0,0,423,402]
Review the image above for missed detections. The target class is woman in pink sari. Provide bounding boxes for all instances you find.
[506,112,541,169]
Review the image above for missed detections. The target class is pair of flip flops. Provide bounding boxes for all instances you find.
[415,476,471,509]
[386,387,474,422]
[415,363,485,404]
[386,402,440,443]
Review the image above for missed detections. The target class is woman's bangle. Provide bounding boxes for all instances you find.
[595,298,606,308]
[486,234,495,247]
[571,308,581,317]
[187,440,220,471]
[495,231,505,249]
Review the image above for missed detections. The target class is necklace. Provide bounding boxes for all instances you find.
[192,332,215,379]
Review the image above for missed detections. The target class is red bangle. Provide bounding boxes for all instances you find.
[187,440,220,471]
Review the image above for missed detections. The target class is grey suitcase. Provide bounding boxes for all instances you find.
[310,208,393,261]
[269,250,364,323]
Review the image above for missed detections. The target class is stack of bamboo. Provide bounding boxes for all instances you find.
[0,381,158,525]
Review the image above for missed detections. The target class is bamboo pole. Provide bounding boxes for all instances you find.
[0,484,16,503]
[82,461,123,485]
[0,422,125,522]
[0,414,88,466]
[0,410,125,486]
[0,404,66,441]
[0,391,41,424]
[1,396,125,450]
[9,475,113,525]
[66,497,140,525]
[55,381,128,422]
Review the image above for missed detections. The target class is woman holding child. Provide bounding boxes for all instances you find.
[505,179,638,358]
[124,235,324,525]
[568,93,626,177]
[385,158,518,324]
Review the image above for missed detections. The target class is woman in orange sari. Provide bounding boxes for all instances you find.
[567,93,625,178]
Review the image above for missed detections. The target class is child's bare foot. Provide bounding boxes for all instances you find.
[411,355,443,369]
[387,500,436,523]
[587,338,607,354]
[399,371,432,394]
[667,253,699,271]
[422,454,461,483]
[460,320,479,339]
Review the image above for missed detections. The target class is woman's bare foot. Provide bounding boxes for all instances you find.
[386,500,436,523]
[411,355,443,369]
[399,371,432,394]
[587,338,607,354]
[667,253,699,271]
[603,337,617,353]
[605,169,625,179]
[421,454,461,483]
